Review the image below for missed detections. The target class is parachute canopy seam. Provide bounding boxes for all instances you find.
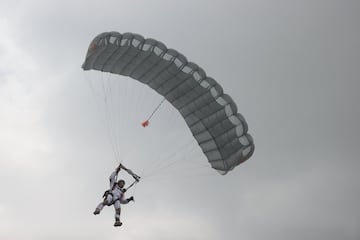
[136,48,168,82]
[187,107,231,129]
[193,115,240,139]
[128,46,165,78]
[86,45,109,70]
[100,45,127,72]
[176,82,217,111]
[108,40,145,75]
[163,74,200,102]
[155,66,189,95]
[145,58,179,87]
[199,131,251,155]
[106,34,147,74]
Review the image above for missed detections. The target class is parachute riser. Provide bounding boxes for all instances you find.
[119,163,141,183]
[124,179,138,192]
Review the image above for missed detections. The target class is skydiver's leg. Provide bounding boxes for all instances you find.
[94,195,113,215]
[113,200,122,227]
[120,198,130,204]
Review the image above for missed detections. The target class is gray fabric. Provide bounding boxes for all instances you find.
[82,32,254,174]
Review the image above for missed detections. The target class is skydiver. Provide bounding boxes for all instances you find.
[93,164,135,227]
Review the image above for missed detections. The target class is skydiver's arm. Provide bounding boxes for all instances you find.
[109,170,118,189]
[109,164,123,189]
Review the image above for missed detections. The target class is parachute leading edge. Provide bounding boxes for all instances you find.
[82,32,255,174]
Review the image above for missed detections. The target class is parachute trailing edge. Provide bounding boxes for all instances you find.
[82,32,254,174]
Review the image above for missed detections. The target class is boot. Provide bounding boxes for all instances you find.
[114,221,123,227]
[93,209,101,215]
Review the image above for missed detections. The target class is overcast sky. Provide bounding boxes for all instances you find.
[1,0,360,239]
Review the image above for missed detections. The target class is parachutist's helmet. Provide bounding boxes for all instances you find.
[117,180,125,188]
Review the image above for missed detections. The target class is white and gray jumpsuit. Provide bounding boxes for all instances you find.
[95,170,130,221]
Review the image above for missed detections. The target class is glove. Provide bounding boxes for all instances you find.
[127,196,134,202]
[122,188,127,193]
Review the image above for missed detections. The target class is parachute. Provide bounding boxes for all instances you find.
[82,32,254,174]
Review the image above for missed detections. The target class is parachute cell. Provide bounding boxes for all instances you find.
[82,32,254,174]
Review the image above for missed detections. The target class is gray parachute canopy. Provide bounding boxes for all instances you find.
[82,32,254,175]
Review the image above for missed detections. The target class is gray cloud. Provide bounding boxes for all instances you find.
[1,0,359,239]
